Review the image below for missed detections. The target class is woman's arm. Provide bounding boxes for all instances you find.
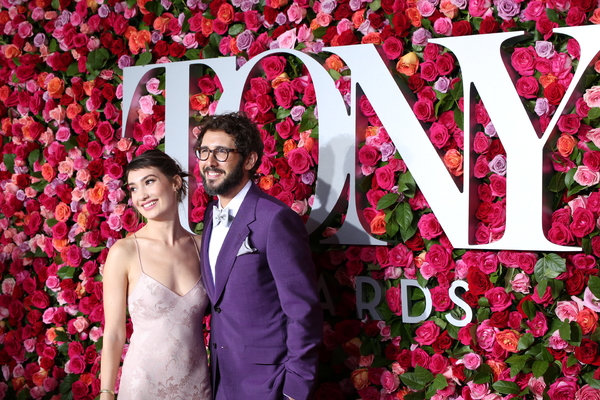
[99,240,131,400]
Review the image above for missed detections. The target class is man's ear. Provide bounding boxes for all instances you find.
[245,152,258,171]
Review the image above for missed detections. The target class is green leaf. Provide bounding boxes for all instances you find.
[369,0,381,11]
[300,109,318,131]
[17,388,31,400]
[589,276,600,299]
[57,266,76,280]
[66,62,80,76]
[395,202,413,229]
[377,193,399,210]
[536,279,548,298]
[59,373,79,393]
[228,23,245,36]
[559,319,571,342]
[492,380,520,395]
[202,45,219,60]
[401,372,426,391]
[547,172,566,193]
[87,246,106,253]
[589,107,600,120]
[404,391,426,400]
[28,149,40,166]
[276,108,291,119]
[532,360,549,378]
[86,48,110,72]
[517,332,535,351]
[534,253,566,282]
[3,153,16,173]
[54,330,69,342]
[398,171,416,197]
[546,8,560,22]
[431,373,448,390]
[521,300,536,319]
[185,49,201,60]
[328,69,342,80]
[136,51,153,66]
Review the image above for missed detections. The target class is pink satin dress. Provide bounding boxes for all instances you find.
[117,235,212,400]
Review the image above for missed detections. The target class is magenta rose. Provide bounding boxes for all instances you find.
[436,53,455,75]
[380,370,400,394]
[548,222,575,245]
[425,244,454,273]
[576,385,600,400]
[485,286,513,311]
[413,99,436,122]
[473,132,490,154]
[570,207,595,238]
[274,81,296,109]
[558,113,582,134]
[63,245,83,267]
[515,76,539,99]
[260,55,287,80]
[430,286,453,312]
[417,213,443,240]
[71,381,88,400]
[382,36,403,60]
[358,145,381,167]
[420,61,439,82]
[548,378,578,400]
[511,47,536,76]
[429,122,450,149]
[374,166,395,190]
[489,174,506,197]
[67,355,87,374]
[415,321,441,345]
[526,311,548,337]
[286,147,314,174]
[385,286,401,315]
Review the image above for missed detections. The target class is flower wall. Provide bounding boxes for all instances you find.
[2,0,600,399]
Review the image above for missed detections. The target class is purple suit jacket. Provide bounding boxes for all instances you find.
[201,183,322,400]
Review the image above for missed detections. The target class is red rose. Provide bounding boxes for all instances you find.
[479,16,500,34]
[452,20,472,36]
[334,320,361,343]
[336,30,359,46]
[95,121,115,145]
[575,339,600,365]
[466,267,492,296]
[71,380,88,400]
[566,6,586,26]
[545,81,566,106]
[153,40,170,57]
[570,208,595,237]
[169,42,186,58]
[274,81,296,109]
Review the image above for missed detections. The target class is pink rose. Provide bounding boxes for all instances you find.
[510,273,530,294]
[66,355,86,374]
[145,77,162,95]
[380,370,400,394]
[489,174,506,197]
[461,353,482,370]
[385,286,402,316]
[138,94,156,115]
[415,320,440,345]
[277,28,297,49]
[475,320,498,350]
[473,132,490,154]
[572,165,599,187]
[584,86,600,108]
[548,378,578,400]
[576,385,600,400]
[527,311,548,337]
[467,382,490,400]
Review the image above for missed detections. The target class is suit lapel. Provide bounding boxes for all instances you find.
[213,184,259,302]
[202,204,217,302]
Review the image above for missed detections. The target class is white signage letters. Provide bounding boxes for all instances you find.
[123,25,600,254]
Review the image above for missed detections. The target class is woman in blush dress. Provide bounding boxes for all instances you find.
[100,150,211,400]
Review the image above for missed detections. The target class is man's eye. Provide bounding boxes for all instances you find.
[216,148,228,154]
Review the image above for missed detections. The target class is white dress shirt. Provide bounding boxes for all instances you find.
[208,180,252,284]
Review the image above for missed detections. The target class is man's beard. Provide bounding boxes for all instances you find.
[201,158,245,197]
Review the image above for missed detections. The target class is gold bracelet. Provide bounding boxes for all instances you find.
[100,389,115,396]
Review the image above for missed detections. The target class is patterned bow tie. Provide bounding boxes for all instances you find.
[213,206,233,228]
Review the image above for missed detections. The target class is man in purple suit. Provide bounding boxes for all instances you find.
[195,112,322,400]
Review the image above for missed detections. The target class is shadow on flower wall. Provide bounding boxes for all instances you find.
[2,0,600,399]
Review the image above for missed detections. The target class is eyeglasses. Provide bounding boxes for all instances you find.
[195,146,239,162]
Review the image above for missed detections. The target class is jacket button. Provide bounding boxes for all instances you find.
[215,306,222,313]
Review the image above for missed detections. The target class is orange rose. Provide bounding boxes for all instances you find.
[3,44,21,58]
[89,181,107,204]
[217,3,234,23]
[439,0,459,18]
[46,327,59,343]
[80,372,95,386]
[309,19,320,30]
[271,73,291,89]
[55,202,72,222]
[361,32,382,45]
[153,13,173,33]
[190,93,210,113]
[259,175,275,190]
[350,368,369,390]
[77,210,89,231]
[406,7,422,27]
[229,36,241,55]
[0,10,9,25]
[80,112,98,131]
[128,29,151,55]
[443,149,463,176]
[36,71,49,89]
[47,77,65,99]
[577,308,599,335]
[41,163,56,182]
[201,17,213,37]
[52,238,68,252]
[325,54,344,72]
[395,389,411,400]
[32,369,48,387]
[485,359,507,380]
[2,118,12,133]
[85,0,99,11]
[83,80,95,96]
[352,9,365,28]
[66,103,83,119]
[370,212,387,235]
[591,8,600,24]
[137,0,152,14]
[283,139,297,157]
[496,329,521,353]
[539,74,558,88]
[396,52,420,76]
[342,337,362,357]
[557,133,577,157]
[366,126,379,138]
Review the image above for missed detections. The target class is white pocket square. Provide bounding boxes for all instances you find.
[237,236,257,256]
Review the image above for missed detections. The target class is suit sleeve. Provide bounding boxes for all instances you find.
[265,206,322,400]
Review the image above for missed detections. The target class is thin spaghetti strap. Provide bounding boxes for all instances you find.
[189,234,201,264]
[132,232,145,273]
